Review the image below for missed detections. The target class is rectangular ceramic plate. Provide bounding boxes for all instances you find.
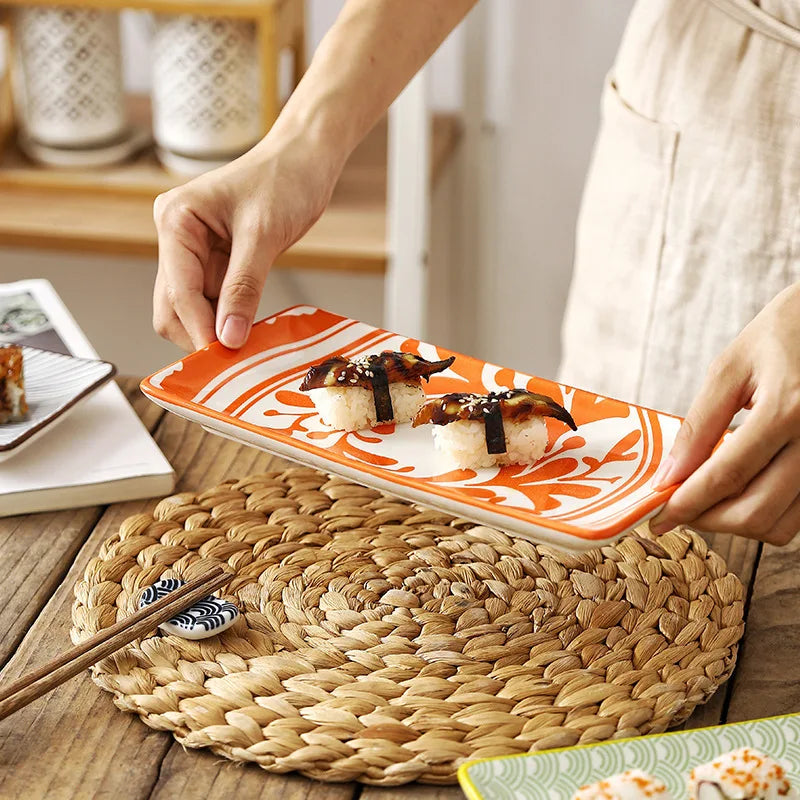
[0,346,116,461]
[458,714,800,800]
[141,306,680,551]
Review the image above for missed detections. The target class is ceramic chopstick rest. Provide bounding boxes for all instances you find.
[138,578,239,640]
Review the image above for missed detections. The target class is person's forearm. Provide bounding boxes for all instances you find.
[257,0,477,166]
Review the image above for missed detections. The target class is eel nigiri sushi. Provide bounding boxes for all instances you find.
[572,769,674,800]
[0,344,27,424]
[299,351,455,431]
[413,388,577,470]
[688,748,798,800]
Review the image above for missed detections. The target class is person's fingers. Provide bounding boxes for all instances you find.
[155,311,194,352]
[154,192,216,349]
[204,244,231,301]
[162,240,216,349]
[762,492,800,546]
[650,405,788,534]
[215,219,276,349]
[686,438,800,541]
[720,490,800,547]
[652,355,753,492]
[153,269,194,351]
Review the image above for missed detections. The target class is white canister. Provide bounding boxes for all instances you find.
[13,6,127,149]
[152,15,263,168]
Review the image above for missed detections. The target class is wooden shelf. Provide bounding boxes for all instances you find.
[0,113,461,272]
[0,0,284,20]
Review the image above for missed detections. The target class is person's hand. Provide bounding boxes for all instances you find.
[649,283,800,545]
[152,133,344,351]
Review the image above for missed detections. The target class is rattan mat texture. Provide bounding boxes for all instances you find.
[71,468,745,785]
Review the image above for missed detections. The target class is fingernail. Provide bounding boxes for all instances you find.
[651,456,676,490]
[219,315,248,349]
[649,518,671,536]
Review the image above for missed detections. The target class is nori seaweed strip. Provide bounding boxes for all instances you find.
[370,361,394,422]
[484,398,507,454]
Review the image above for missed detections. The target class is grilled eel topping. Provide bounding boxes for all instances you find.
[0,344,27,424]
[300,351,455,423]
[413,389,577,455]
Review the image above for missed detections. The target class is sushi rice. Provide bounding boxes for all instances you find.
[309,383,425,431]
[431,416,548,470]
[688,748,798,800]
[572,769,674,800]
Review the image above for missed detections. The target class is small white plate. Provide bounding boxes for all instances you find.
[0,346,116,461]
[17,126,152,169]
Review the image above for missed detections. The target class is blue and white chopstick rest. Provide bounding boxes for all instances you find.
[138,578,239,640]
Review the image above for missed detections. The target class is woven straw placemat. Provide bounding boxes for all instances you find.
[71,467,745,785]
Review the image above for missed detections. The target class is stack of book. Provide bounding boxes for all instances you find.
[0,279,174,516]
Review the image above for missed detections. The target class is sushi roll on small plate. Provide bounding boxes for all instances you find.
[0,346,116,460]
[0,344,27,424]
[572,770,674,800]
[300,351,454,431]
[413,388,577,470]
[688,748,798,800]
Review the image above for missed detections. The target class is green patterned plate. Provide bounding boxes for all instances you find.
[458,714,800,799]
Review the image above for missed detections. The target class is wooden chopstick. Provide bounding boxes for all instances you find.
[0,565,230,721]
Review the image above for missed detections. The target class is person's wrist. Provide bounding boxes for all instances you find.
[252,90,354,180]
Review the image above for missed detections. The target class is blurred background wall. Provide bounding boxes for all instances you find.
[0,0,634,377]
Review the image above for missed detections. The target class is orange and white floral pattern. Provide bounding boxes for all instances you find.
[143,306,680,549]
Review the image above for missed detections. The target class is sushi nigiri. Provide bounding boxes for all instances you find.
[413,389,577,470]
[0,344,27,424]
[300,351,454,431]
[688,748,798,800]
[572,769,674,800]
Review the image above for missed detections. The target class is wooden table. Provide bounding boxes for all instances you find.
[0,379,793,800]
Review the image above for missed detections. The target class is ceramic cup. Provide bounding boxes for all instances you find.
[12,6,128,149]
[151,14,263,174]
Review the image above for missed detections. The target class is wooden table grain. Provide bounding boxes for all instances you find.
[0,379,789,800]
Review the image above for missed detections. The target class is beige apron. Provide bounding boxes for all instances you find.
[558,0,800,417]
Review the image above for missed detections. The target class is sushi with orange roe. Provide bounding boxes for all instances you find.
[688,748,798,799]
[572,769,673,800]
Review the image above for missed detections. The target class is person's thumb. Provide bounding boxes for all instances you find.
[651,355,748,490]
[216,225,275,349]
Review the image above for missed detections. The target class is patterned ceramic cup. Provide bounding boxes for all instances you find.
[151,14,263,165]
[12,6,128,148]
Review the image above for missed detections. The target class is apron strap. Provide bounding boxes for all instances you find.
[705,0,800,49]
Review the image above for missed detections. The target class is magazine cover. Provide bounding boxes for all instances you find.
[0,287,70,354]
